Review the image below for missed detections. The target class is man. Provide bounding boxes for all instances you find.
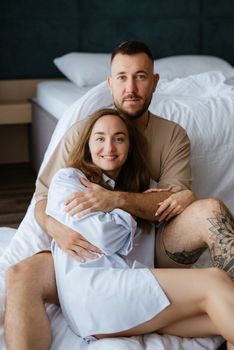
[5,41,234,350]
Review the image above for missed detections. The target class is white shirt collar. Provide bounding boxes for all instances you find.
[102,173,115,189]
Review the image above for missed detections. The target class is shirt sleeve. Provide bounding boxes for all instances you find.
[159,124,192,192]
[46,168,137,256]
[34,124,82,203]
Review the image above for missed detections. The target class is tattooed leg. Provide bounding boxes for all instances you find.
[165,247,206,265]
[156,216,207,268]
[207,202,234,280]
[157,198,234,271]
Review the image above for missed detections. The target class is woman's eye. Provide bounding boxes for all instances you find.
[115,137,124,143]
[96,137,104,142]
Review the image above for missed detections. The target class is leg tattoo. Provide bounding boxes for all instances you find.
[207,202,234,279]
[166,247,206,265]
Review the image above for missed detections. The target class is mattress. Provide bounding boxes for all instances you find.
[35,80,92,120]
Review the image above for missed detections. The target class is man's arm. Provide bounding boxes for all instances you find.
[64,178,172,222]
[64,178,196,223]
[114,191,172,221]
[64,118,193,222]
[35,199,101,262]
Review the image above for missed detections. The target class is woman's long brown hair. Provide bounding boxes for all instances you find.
[68,108,151,193]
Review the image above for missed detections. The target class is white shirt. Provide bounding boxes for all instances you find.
[47,168,169,339]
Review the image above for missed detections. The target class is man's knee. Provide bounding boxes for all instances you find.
[5,261,33,292]
[5,264,21,292]
[190,198,233,227]
[189,197,222,214]
[6,253,58,305]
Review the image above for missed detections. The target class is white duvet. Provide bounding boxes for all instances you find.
[1,70,233,349]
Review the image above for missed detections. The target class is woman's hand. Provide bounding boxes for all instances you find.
[35,198,102,262]
[47,216,102,262]
[155,190,197,222]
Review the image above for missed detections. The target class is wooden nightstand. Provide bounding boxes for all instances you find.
[0,100,31,125]
[0,79,42,164]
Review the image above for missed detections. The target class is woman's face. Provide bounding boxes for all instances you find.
[88,115,130,180]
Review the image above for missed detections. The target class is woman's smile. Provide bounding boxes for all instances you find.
[88,115,130,179]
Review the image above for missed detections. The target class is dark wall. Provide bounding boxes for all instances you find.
[0,0,234,79]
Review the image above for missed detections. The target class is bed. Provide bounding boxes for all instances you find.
[0,53,234,350]
[30,80,92,173]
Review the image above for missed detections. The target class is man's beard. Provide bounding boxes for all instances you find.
[114,95,152,120]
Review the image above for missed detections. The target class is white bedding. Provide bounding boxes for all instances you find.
[1,70,233,349]
[35,80,92,119]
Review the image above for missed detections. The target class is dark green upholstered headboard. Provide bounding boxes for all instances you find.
[1,0,234,79]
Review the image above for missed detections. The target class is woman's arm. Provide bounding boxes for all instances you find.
[155,190,197,221]
[46,168,137,256]
[35,199,101,262]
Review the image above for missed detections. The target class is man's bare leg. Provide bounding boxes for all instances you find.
[4,252,58,350]
[160,198,234,279]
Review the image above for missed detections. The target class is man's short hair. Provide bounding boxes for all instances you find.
[111,41,154,63]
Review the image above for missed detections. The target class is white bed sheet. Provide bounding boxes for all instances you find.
[0,225,223,350]
[35,80,92,120]
[1,70,233,349]
[0,228,16,256]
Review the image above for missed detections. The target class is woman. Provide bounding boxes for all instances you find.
[47,108,234,349]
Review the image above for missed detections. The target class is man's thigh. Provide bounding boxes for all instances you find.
[155,216,206,268]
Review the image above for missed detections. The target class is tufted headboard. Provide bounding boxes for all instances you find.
[1,0,234,79]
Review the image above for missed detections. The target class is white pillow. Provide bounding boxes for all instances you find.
[54,52,111,87]
[155,55,234,81]
[54,52,234,88]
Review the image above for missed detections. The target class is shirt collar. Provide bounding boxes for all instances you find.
[102,173,115,189]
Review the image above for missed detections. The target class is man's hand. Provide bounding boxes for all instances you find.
[64,178,117,217]
[155,190,196,222]
[64,180,172,222]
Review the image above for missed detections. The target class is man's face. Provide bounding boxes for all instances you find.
[108,53,159,120]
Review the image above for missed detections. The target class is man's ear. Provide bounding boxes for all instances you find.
[107,76,112,93]
[153,73,160,92]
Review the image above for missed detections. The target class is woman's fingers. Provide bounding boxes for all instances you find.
[65,245,100,263]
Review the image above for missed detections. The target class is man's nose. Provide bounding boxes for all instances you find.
[126,77,137,93]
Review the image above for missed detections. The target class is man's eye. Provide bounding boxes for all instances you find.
[117,76,126,81]
[136,74,146,80]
